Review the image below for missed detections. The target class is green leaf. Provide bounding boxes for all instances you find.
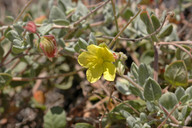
[6,30,20,42]
[180,94,189,104]
[38,23,53,35]
[88,33,96,45]
[44,106,66,128]
[12,39,29,54]
[0,44,4,60]
[164,60,188,87]
[75,123,94,128]
[115,80,130,95]
[126,116,136,128]
[49,6,66,20]
[159,92,178,111]
[53,19,69,26]
[140,10,157,41]
[0,73,12,89]
[58,0,74,14]
[158,24,173,38]
[78,38,88,50]
[4,16,14,23]
[175,87,185,101]
[130,63,139,80]
[55,76,73,90]
[140,50,154,65]
[185,86,192,99]
[181,106,191,119]
[129,85,143,99]
[74,43,81,53]
[76,1,89,16]
[122,8,134,21]
[13,23,24,35]
[138,63,150,86]
[176,45,192,69]
[151,14,160,30]
[144,77,162,101]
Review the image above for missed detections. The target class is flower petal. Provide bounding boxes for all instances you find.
[87,44,100,55]
[97,45,115,62]
[103,62,116,81]
[78,51,97,68]
[86,64,103,83]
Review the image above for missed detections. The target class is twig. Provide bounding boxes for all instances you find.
[158,42,192,59]
[121,75,144,91]
[111,0,119,33]
[0,47,12,66]
[160,105,179,124]
[111,95,140,115]
[109,8,142,49]
[12,68,85,81]
[153,43,159,81]
[13,0,33,23]
[1,53,39,67]
[157,103,180,128]
[73,0,111,26]
[159,41,192,45]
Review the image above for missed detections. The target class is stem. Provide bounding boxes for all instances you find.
[157,103,180,128]
[111,95,140,115]
[73,0,111,26]
[121,75,144,91]
[158,42,192,59]
[153,43,159,81]
[109,8,142,49]
[0,47,12,66]
[13,0,33,23]
[111,0,119,33]
[12,68,85,81]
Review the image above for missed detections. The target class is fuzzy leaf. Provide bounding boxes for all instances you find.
[176,45,192,70]
[138,63,150,86]
[164,60,188,87]
[144,78,162,101]
[159,92,178,111]
[0,73,12,89]
[44,106,66,128]
[158,24,173,38]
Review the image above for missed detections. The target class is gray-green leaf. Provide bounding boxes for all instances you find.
[159,92,178,111]
[44,106,66,128]
[143,77,162,101]
[164,60,188,87]
[0,73,12,89]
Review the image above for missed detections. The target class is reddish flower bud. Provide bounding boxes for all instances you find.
[24,21,37,33]
[40,35,58,59]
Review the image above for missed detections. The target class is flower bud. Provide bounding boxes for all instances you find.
[40,35,57,58]
[116,61,125,76]
[24,21,37,33]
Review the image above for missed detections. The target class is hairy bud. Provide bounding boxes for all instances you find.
[40,35,57,59]
[24,21,37,33]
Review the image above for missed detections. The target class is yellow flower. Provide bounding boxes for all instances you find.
[78,44,116,83]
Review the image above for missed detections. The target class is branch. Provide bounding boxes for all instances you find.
[157,103,180,128]
[153,43,159,81]
[73,0,111,26]
[111,95,140,115]
[13,0,33,23]
[158,42,192,59]
[160,105,179,125]
[109,8,142,49]
[111,0,119,33]
[12,68,85,81]
[121,75,144,91]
